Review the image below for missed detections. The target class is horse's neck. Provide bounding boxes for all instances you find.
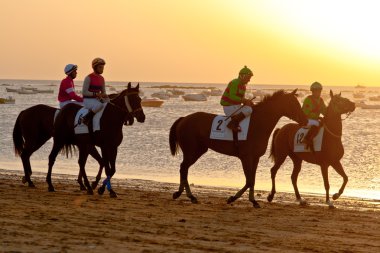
[105,103,126,126]
[324,107,342,137]
[252,104,283,136]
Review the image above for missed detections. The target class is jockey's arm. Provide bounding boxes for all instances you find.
[82,76,93,97]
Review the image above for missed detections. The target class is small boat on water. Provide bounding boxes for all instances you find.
[17,89,37,94]
[355,101,380,109]
[36,89,54,94]
[368,95,380,101]
[182,93,207,101]
[6,87,19,92]
[141,97,164,107]
[0,96,15,104]
[151,91,171,100]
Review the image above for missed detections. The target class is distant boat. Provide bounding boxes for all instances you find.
[166,89,185,95]
[141,97,164,107]
[355,101,380,109]
[151,91,171,100]
[182,93,207,101]
[355,85,366,88]
[17,88,37,94]
[0,96,15,104]
[36,89,54,94]
[6,87,19,92]
[353,92,365,99]
[368,95,380,101]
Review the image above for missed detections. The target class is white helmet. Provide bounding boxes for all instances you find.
[64,64,77,75]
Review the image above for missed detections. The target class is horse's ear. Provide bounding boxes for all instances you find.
[128,82,131,89]
[291,88,298,95]
[330,90,334,98]
[339,92,341,96]
[136,83,140,89]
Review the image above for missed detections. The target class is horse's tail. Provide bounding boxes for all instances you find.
[54,105,78,158]
[269,128,280,162]
[13,112,24,157]
[169,117,184,156]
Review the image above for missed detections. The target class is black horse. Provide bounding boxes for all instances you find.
[46,83,145,197]
[12,90,134,190]
[13,104,105,189]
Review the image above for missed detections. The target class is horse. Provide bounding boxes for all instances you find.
[12,91,134,190]
[169,89,308,208]
[267,90,355,208]
[13,104,105,190]
[46,83,145,197]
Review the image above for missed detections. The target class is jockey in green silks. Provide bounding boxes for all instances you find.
[302,81,327,126]
[301,81,327,148]
[220,66,254,132]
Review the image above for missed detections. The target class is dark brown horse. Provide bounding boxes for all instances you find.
[13,104,105,189]
[46,84,145,197]
[169,89,308,208]
[267,90,355,208]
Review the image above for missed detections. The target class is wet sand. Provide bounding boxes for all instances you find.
[1,169,380,253]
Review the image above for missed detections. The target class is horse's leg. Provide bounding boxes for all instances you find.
[21,136,50,187]
[78,144,93,195]
[320,165,334,208]
[20,148,35,187]
[330,161,348,201]
[46,142,63,192]
[107,147,118,198]
[267,154,287,202]
[289,155,307,205]
[98,147,111,196]
[228,157,261,208]
[88,146,104,190]
[173,148,207,204]
[248,157,261,208]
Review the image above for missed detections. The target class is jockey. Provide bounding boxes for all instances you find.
[81,57,109,125]
[58,64,83,108]
[301,81,327,148]
[302,81,326,126]
[220,66,254,132]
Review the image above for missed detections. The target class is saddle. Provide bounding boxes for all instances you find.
[302,120,324,152]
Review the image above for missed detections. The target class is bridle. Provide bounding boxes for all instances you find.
[323,96,353,138]
[108,90,143,118]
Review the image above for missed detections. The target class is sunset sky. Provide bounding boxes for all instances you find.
[1,0,379,86]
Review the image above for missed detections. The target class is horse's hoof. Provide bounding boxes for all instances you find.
[173,191,181,200]
[267,194,274,202]
[252,201,261,208]
[190,196,198,204]
[28,182,36,188]
[22,176,27,184]
[91,181,98,190]
[48,186,55,192]
[227,196,236,204]
[98,186,105,195]
[299,198,308,206]
[87,189,94,195]
[109,190,118,198]
[332,193,340,200]
[326,200,335,209]
[79,185,87,191]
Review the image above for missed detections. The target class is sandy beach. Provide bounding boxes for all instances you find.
[1,169,379,253]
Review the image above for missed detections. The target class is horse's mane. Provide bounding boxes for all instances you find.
[255,89,287,107]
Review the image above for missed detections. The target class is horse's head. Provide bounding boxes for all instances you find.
[328,90,356,116]
[113,83,146,124]
[279,89,308,125]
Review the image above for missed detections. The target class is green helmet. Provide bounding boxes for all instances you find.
[239,65,253,76]
[310,82,322,91]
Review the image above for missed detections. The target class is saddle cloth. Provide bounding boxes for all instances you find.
[293,127,324,152]
[210,115,250,141]
[74,104,107,134]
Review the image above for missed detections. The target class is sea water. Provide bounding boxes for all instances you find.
[0,79,379,200]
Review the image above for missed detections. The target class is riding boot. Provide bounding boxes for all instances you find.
[81,110,95,126]
[227,112,246,132]
[302,125,319,152]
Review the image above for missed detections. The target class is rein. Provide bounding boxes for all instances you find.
[109,91,142,117]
